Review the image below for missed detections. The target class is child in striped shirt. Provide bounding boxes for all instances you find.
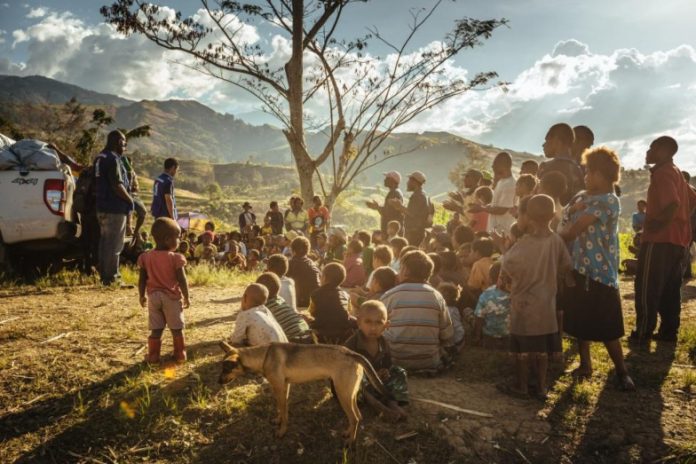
[256,272,314,344]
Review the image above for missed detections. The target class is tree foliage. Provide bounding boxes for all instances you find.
[101,0,506,206]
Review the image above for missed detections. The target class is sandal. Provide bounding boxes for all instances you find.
[617,374,636,392]
[496,383,530,400]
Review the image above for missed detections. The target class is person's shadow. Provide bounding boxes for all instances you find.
[555,341,676,462]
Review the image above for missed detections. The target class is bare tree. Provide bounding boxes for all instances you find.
[101,0,506,206]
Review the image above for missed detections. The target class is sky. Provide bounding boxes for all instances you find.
[1,0,695,170]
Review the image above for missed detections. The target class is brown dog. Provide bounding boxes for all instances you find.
[218,341,389,443]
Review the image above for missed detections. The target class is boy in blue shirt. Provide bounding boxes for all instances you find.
[473,261,510,349]
[151,158,179,220]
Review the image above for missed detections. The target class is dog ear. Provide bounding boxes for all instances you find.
[219,340,236,354]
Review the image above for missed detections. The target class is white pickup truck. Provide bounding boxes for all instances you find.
[0,136,80,274]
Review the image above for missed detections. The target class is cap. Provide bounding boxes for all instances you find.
[383,171,402,184]
[408,171,427,184]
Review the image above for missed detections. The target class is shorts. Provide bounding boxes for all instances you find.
[148,291,185,330]
[563,271,624,342]
[509,333,560,354]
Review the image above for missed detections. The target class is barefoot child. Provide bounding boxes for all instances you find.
[344,300,408,420]
[138,217,191,365]
[559,147,635,390]
[499,194,572,400]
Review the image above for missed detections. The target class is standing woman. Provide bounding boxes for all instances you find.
[559,147,635,390]
[285,196,308,234]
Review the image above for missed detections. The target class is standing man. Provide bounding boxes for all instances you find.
[470,152,516,235]
[151,158,179,220]
[366,171,405,236]
[239,202,256,240]
[400,171,432,246]
[538,123,585,205]
[94,130,133,286]
[571,125,595,166]
[632,136,696,344]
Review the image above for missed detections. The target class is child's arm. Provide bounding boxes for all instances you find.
[175,267,190,308]
[138,268,148,308]
[559,214,597,242]
[228,312,247,346]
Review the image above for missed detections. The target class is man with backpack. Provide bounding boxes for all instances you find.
[94,130,134,286]
[538,123,585,205]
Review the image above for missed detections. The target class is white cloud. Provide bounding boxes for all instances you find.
[0,29,5,45]
[26,6,47,18]
[405,39,696,171]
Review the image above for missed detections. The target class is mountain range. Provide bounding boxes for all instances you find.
[0,74,539,194]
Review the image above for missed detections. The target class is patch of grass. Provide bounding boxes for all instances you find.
[569,381,596,405]
[186,263,257,287]
[34,269,100,290]
[679,325,696,364]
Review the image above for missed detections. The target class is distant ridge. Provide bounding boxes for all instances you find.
[0,74,132,106]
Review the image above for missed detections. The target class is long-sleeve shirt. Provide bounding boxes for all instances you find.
[228,305,288,346]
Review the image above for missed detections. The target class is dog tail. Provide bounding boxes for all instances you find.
[346,351,391,399]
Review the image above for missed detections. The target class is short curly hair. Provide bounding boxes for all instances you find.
[582,146,621,185]
[150,217,180,247]
[400,250,434,282]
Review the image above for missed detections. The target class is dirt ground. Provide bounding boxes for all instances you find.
[1,277,695,463]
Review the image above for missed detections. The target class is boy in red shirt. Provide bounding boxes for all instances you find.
[138,217,191,365]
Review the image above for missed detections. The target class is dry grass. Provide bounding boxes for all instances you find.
[1,272,695,463]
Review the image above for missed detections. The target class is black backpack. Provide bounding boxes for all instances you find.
[73,165,96,214]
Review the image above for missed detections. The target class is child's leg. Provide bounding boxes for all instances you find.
[604,339,628,376]
[577,339,593,375]
[171,328,186,363]
[515,353,529,394]
[535,353,549,394]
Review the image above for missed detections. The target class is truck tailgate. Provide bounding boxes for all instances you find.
[0,170,75,244]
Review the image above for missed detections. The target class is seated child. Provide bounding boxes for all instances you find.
[428,252,442,288]
[245,249,262,272]
[138,217,190,364]
[470,186,493,233]
[256,272,314,344]
[194,231,217,262]
[177,240,192,259]
[261,215,273,236]
[467,238,495,293]
[352,265,398,308]
[313,231,328,261]
[498,194,571,400]
[389,237,408,272]
[306,263,356,343]
[451,224,475,250]
[266,253,297,311]
[386,220,401,242]
[357,230,375,277]
[286,236,321,308]
[343,240,367,288]
[228,283,288,346]
[438,251,464,286]
[371,230,384,246]
[325,230,346,264]
[438,283,465,354]
[344,300,408,420]
[473,261,511,349]
[223,240,246,270]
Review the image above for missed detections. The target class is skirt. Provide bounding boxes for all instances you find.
[563,270,624,342]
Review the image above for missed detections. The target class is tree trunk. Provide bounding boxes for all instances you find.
[284,0,315,204]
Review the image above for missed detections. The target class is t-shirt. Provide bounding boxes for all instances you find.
[381,282,454,370]
[265,296,310,340]
[470,211,488,233]
[501,233,571,336]
[285,209,308,231]
[564,191,621,288]
[380,188,405,233]
[468,256,494,291]
[642,162,696,248]
[488,176,516,234]
[343,254,366,288]
[448,305,465,344]
[632,211,645,232]
[229,305,288,346]
[474,285,511,338]
[287,256,321,307]
[538,155,585,205]
[151,172,177,219]
[137,250,187,299]
[308,206,330,233]
[279,276,297,311]
[266,211,284,235]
